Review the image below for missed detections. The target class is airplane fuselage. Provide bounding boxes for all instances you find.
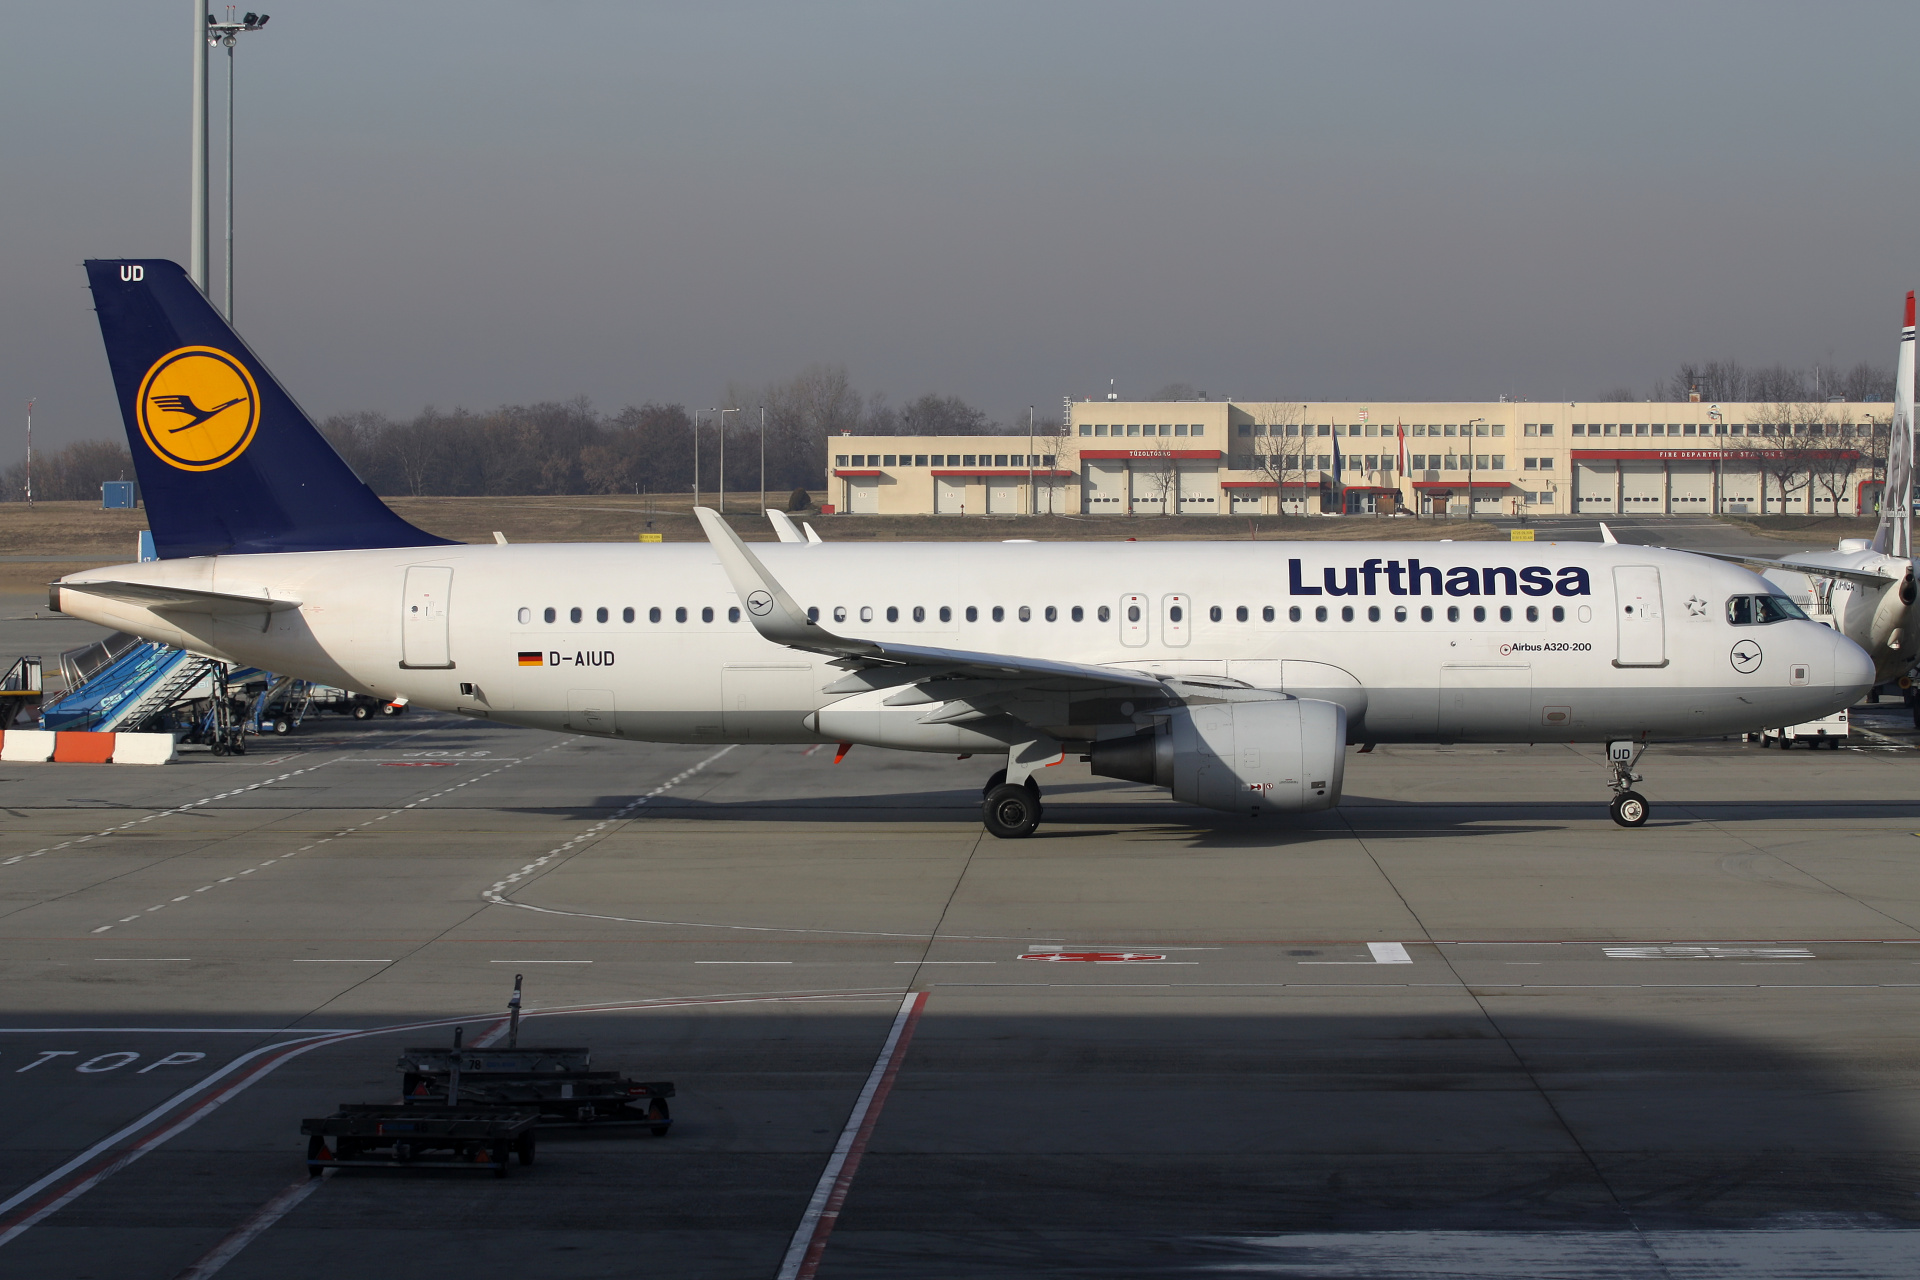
[56,538,1871,750]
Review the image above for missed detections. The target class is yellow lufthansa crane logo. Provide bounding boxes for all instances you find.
[135,346,261,471]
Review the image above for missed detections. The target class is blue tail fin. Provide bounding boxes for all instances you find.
[84,259,456,559]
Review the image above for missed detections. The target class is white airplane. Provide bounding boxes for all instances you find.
[53,259,1872,835]
[1692,292,1919,686]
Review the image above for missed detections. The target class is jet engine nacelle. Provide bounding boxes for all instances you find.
[1089,696,1347,816]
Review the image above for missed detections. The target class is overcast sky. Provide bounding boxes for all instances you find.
[3,1,1916,450]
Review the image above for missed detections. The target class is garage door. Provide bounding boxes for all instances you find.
[1575,462,1615,512]
[935,476,967,514]
[1669,462,1711,511]
[1176,461,1219,513]
[1228,488,1266,514]
[847,478,879,514]
[1619,463,1663,513]
[986,477,1022,514]
[1085,463,1127,513]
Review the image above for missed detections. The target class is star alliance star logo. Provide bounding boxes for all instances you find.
[1685,596,1709,617]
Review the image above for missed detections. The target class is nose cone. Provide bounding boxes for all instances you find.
[1832,630,1876,703]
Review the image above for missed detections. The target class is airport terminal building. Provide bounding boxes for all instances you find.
[826,399,1893,518]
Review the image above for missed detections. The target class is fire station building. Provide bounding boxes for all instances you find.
[825,400,1891,518]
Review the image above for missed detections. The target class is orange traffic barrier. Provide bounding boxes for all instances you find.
[53,733,117,764]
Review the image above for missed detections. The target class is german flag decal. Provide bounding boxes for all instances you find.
[517,651,544,667]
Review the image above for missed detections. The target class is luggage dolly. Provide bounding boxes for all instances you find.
[301,1101,538,1178]
[397,975,674,1134]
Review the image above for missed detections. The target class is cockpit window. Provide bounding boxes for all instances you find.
[1727,594,1808,625]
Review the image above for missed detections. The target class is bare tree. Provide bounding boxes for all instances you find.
[1747,402,1820,513]
[1132,456,1178,515]
[1801,406,1865,515]
[1245,403,1308,513]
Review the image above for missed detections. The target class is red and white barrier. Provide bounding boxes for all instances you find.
[0,731,176,764]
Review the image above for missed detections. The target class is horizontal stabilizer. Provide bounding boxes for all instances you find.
[56,580,303,616]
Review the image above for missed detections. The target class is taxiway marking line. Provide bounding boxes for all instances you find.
[91,742,567,934]
[482,746,737,908]
[172,1172,331,1280]
[0,990,899,1253]
[778,990,927,1280]
[2,758,342,876]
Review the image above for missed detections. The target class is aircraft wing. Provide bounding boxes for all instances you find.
[57,580,304,615]
[765,509,807,543]
[695,507,1165,693]
[1690,551,1896,588]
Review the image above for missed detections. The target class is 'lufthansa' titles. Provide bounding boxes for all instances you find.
[1288,558,1591,598]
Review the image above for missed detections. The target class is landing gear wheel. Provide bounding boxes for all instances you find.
[982,783,1041,839]
[1610,791,1649,827]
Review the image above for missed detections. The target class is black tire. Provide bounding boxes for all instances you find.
[1610,791,1649,828]
[516,1132,536,1166]
[982,783,1041,839]
[273,718,289,735]
[648,1097,671,1137]
[352,704,372,720]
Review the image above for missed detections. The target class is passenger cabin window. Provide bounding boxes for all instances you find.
[622,607,635,623]
[966,606,979,622]
[1289,606,1302,622]
[1071,606,1084,622]
[649,607,662,623]
[886,606,899,622]
[834,606,848,622]
[1097,606,1110,622]
[728,606,741,622]
[1210,606,1223,622]
[544,607,557,623]
[675,607,688,623]
[1262,606,1274,622]
[596,607,609,623]
[992,606,1006,622]
[517,608,531,624]
[570,607,583,623]
[938,606,951,622]
[912,606,925,622]
[702,607,714,623]
[1728,595,1808,624]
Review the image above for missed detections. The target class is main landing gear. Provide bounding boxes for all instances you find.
[982,769,1043,840]
[1606,739,1649,828]
[980,760,1048,839]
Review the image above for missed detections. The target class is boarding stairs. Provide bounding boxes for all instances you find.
[39,635,221,733]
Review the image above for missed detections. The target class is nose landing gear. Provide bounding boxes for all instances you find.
[1606,739,1649,827]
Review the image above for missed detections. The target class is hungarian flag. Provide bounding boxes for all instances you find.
[1397,420,1407,473]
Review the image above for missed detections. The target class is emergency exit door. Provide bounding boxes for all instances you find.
[400,565,453,669]
[1612,565,1666,667]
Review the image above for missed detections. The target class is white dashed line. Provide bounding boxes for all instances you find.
[482,747,736,909]
[91,742,566,933]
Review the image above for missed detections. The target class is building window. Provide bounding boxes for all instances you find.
[1238,424,1251,436]
[914,455,928,466]
[1191,425,1204,436]
[1539,457,1553,470]
[1490,455,1504,470]
[835,455,848,466]
[1080,425,1092,436]
[1175,424,1189,437]
[1476,455,1490,469]
[1571,425,1585,436]
[1539,424,1554,435]
[1524,457,1538,470]
[1093,425,1106,436]
[994,454,1008,466]
[1524,424,1538,437]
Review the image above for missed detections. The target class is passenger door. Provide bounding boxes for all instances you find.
[400,565,453,669]
[1612,565,1667,667]
[1118,594,1148,646]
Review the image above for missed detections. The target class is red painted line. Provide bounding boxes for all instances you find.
[777,991,927,1280]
